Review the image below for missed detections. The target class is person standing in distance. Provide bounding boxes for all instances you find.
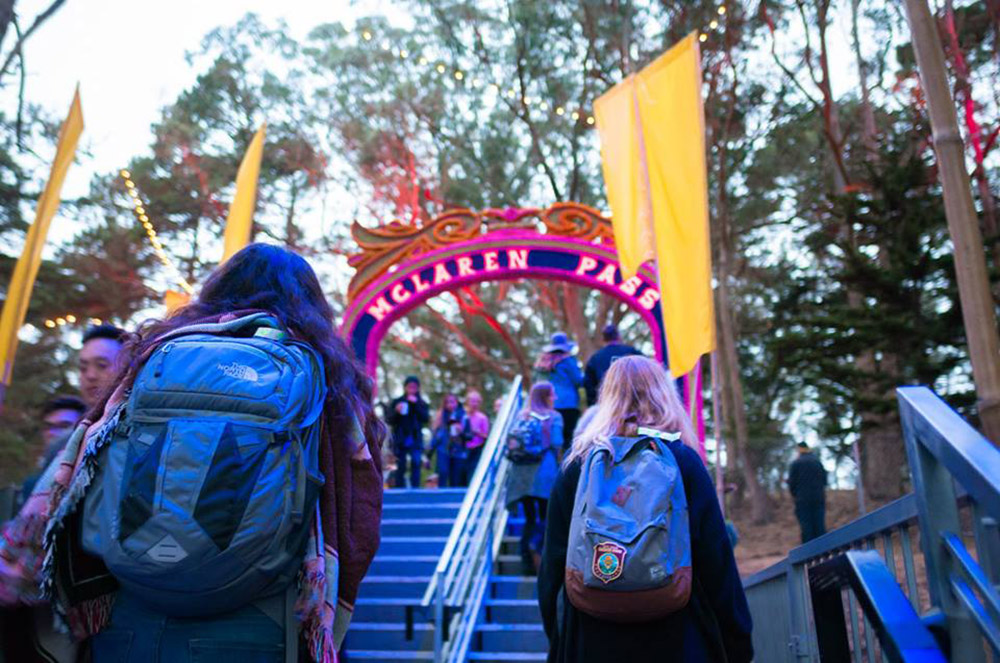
[534,332,584,451]
[788,442,828,543]
[388,376,430,488]
[463,390,491,480]
[583,324,642,407]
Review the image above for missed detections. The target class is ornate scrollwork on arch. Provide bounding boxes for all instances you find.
[541,203,615,244]
[347,209,482,297]
[346,202,615,298]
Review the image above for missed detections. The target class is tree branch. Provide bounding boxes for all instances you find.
[0,0,66,83]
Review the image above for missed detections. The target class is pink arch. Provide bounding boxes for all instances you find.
[341,230,665,377]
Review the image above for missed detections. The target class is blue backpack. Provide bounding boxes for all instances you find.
[505,412,551,464]
[565,431,692,622]
[82,313,327,616]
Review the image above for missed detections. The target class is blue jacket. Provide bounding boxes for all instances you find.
[535,356,584,410]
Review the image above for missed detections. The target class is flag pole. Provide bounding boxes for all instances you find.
[0,87,84,413]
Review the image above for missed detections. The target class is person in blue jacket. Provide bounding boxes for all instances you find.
[430,393,466,488]
[534,332,583,451]
[538,356,753,663]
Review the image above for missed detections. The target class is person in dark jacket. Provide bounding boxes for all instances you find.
[534,332,584,450]
[387,375,431,488]
[430,393,466,488]
[582,324,642,406]
[538,356,753,663]
[788,442,828,543]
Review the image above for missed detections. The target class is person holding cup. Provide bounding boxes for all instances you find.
[431,393,467,488]
[387,375,431,488]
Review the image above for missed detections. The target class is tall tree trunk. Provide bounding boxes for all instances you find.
[905,0,1000,444]
[715,241,770,524]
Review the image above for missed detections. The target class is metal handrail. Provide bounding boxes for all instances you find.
[419,376,523,662]
[809,551,946,662]
[898,386,1000,661]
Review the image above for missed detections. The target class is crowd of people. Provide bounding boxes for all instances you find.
[0,244,762,662]
[383,324,643,491]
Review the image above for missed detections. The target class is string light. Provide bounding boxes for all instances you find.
[42,315,102,331]
[355,4,727,128]
[118,170,195,295]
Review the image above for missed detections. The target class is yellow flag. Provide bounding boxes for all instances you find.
[594,75,654,277]
[221,123,266,263]
[596,33,715,376]
[0,87,84,395]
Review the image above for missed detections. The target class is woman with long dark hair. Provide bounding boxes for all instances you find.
[36,244,384,662]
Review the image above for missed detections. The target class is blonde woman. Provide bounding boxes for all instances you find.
[537,356,753,663]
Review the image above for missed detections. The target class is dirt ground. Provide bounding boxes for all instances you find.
[730,489,866,577]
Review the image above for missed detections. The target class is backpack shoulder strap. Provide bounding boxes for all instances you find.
[155,312,281,344]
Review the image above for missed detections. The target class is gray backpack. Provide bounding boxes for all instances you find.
[81,313,326,616]
[565,431,692,622]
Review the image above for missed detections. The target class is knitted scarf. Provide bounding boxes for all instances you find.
[0,312,383,663]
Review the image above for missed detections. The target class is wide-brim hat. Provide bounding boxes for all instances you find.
[543,332,577,354]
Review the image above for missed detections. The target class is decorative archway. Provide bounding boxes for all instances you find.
[341,203,666,377]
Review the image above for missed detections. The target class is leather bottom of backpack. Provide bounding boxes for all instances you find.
[564,566,692,623]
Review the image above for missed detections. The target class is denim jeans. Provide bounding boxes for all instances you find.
[394,447,422,488]
[90,590,286,663]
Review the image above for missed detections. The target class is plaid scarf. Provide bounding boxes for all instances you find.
[0,313,383,663]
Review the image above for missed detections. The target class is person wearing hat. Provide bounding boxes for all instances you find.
[534,332,584,451]
[582,324,643,407]
[788,442,828,543]
[387,375,431,488]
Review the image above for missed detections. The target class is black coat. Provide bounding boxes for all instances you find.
[386,395,430,451]
[583,343,642,406]
[538,441,754,663]
[789,452,827,504]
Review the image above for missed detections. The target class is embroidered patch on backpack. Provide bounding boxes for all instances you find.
[611,485,633,507]
[593,541,626,583]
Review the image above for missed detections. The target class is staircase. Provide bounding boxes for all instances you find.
[467,524,547,663]
[345,377,539,662]
[344,487,465,662]
[343,495,549,663]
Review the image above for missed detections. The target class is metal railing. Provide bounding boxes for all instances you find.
[415,375,523,663]
[744,386,1000,661]
[809,550,945,662]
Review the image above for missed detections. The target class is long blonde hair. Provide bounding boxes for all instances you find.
[565,356,697,466]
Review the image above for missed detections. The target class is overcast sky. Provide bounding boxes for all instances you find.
[9,0,392,196]
[0,0,407,263]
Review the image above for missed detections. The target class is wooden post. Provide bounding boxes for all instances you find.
[903,0,1000,443]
